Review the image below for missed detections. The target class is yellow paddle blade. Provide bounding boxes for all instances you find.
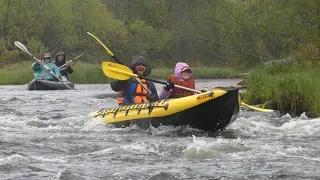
[241,102,274,112]
[102,61,138,80]
[87,32,114,57]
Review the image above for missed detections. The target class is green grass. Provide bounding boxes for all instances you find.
[68,62,109,84]
[242,63,320,116]
[0,61,34,85]
[0,61,243,85]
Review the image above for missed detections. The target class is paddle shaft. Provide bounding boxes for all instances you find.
[87,32,123,64]
[59,51,87,69]
[87,32,150,93]
[141,76,201,93]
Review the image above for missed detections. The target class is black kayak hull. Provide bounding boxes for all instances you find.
[27,79,75,90]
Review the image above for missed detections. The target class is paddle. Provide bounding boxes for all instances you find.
[86,32,151,93]
[102,61,274,113]
[86,32,123,64]
[240,102,274,112]
[59,51,88,69]
[14,41,72,90]
[102,61,201,93]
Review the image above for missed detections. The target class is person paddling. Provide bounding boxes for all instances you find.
[159,62,195,99]
[110,55,159,106]
[55,51,73,80]
[31,53,61,81]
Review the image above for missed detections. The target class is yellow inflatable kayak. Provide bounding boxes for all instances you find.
[91,88,240,131]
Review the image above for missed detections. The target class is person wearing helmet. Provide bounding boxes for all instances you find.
[31,53,61,81]
[110,55,159,106]
[54,50,73,80]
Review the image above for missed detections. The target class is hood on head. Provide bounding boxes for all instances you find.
[131,55,151,76]
[55,51,66,62]
[174,62,193,80]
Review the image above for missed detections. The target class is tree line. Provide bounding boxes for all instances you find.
[0,0,319,69]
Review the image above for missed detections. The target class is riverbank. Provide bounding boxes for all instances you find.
[242,63,320,117]
[0,61,243,85]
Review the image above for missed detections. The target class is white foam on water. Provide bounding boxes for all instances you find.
[0,154,26,165]
[0,115,26,128]
[0,153,66,165]
[121,141,165,156]
[281,113,292,118]
[34,156,67,163]
[228,113,320,138]
[228,116,279,137]
[182,135,252,159]
[0,115,74,132]
[80,117,107,132]
[86,147,115,156]
[278,118,320,136]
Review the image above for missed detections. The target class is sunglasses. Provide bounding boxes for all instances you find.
[44,57,51,59]
[135,63,146,66]
[181,69,191,73]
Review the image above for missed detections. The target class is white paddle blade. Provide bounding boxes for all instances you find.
[14,41,38,60]
[14,41,32,56]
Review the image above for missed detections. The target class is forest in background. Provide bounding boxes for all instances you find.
[0,0,319,69]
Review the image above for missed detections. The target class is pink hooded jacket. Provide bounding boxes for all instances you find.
[159,62,194,99]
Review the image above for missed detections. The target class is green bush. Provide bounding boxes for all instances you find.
[243,63,320,116]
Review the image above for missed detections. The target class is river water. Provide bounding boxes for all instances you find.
[1,79,320,180]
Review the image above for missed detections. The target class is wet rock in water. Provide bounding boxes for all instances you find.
[26,121,50,128]
[37,113,62,120]
[305,111,317,118]
[15,111,24,116]
[8,97,21,101]
[50,113,62,119]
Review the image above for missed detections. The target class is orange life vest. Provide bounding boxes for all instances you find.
[117,78,149,105]
[168,75,195,98]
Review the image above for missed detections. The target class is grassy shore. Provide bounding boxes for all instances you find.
[0,61,243,85]
[242,63,320,117]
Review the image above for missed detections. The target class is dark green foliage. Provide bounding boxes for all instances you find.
[0,0,319,68]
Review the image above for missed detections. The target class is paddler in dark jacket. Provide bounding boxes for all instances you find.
[54,50,73,80]
[110,55,159,105]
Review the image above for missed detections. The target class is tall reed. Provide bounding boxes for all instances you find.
[243,63,320,116]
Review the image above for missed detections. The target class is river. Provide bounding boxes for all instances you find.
[1,79,320,180]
